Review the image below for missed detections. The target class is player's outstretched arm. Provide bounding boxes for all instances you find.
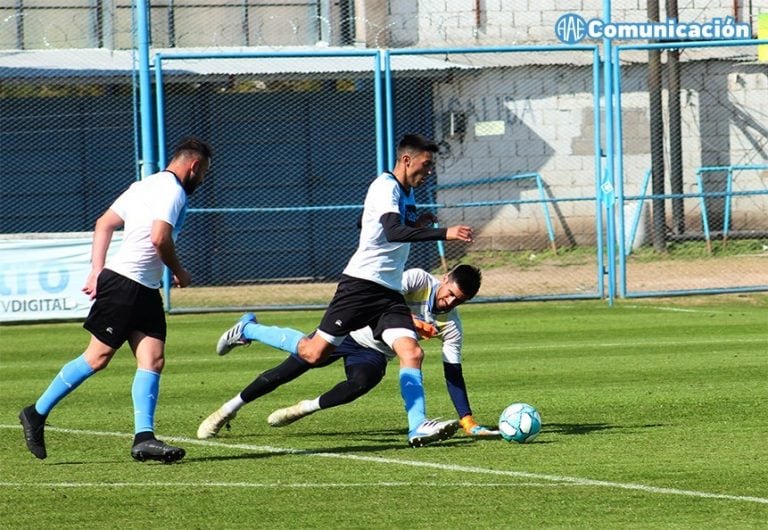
[445,225,473,242]
[444,362,499,436]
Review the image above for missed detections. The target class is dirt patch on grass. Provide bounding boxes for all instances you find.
[479,254,768,297]
[169,253,766,310]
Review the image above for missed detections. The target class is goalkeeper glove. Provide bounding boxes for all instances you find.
[460,415,500,436]
[412,315,438,339]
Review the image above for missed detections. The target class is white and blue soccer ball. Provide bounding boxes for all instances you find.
[498,402,541,443]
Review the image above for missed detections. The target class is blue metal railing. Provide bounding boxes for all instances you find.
[695,164,768,253]
[434,173,558,254]
[621,165,768,257]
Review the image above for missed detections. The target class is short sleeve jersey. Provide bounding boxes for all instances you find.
[342,172,417,290]
[349,268,464,364]
[105,171,187,289]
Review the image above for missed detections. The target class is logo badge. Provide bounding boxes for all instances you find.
[555,13,587,44]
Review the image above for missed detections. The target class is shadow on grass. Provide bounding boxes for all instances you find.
[185,428,480,462]
[545,422,665,435]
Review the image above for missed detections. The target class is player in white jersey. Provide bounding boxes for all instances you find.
[210,134,474,446]
[198,266,498,445]
[19,137,212,463]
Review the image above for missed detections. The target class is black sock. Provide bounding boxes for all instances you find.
[318,364,381,409]
[240,355,310,403]
[133,431,155,446]
[29,406,47,422]
[318,380,365,409]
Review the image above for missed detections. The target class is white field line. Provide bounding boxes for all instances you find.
[0,481,572,489]
[480,336,765,353]
[2,424,767,505]
[623,306,724,314]
[179,335,765,363]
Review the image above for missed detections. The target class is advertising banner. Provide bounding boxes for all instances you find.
[0,234,121,323]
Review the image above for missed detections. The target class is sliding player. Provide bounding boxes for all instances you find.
[198,265,498,446]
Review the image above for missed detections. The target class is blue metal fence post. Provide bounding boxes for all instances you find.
[722,167,734,248]
[612,44,628,297]
[374,50,386,176]
[627,169,652,256]
[695,168,715,255]
[135,0,157,178]
[602,0,616,305]
[383,50,396,170]
[592,47,605,301]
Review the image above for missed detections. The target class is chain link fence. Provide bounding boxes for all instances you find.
[615,40,768,296]
[386,47,604,303]
[1,2,766,319]
[156,51,383,310]
[160,45,605,310]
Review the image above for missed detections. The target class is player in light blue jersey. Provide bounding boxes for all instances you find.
[198,265,498,443]
[204,134,475,446]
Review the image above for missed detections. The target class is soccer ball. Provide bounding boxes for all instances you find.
[498,402,541,443]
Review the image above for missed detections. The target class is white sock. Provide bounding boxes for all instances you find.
[222,395,245,415]
[302,397,321,413]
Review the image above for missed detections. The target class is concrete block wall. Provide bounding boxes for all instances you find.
[3,1,756,50]
[426,56,768,248]
[388,0,751,47]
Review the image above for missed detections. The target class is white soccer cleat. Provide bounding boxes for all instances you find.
[408,418,460,447]
[197,408,237,439]
[267,400,315,427]
[216,313,257,356]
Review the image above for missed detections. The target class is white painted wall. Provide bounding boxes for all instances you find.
[388,0,753,47]
[421,55,767,248]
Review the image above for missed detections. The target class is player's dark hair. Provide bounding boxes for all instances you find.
[172,137,213,163]
[449,264,482,300]
[397,134,438,157]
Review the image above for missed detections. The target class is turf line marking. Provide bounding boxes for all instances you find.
[626,305,701,313]
[503,336,764,352]
[624,305,765,315]
[0,481,568,489]
[3,424,767,505]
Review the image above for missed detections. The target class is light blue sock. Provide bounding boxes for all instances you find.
[132,368,160,434]
[35,354,95,416]
[399,367,426,433]
[243,323,303,354]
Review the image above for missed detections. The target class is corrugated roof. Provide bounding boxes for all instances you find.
[0,46,468,80]
[1,44,758,80]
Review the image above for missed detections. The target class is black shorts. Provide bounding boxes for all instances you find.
[318,275,414,341]
[83,268,166,349]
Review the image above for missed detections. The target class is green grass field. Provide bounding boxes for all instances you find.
[2,296,767,528]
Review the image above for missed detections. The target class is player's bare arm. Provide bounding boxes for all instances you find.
[82,209,124,300]
[151,219,191,287]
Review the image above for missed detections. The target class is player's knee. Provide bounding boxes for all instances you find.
[298,335,336,365]
[297,348,323,365]
[88,356,111,371]
[141,357,165,373]
[83,349,114,371]
[395,341,424,365]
